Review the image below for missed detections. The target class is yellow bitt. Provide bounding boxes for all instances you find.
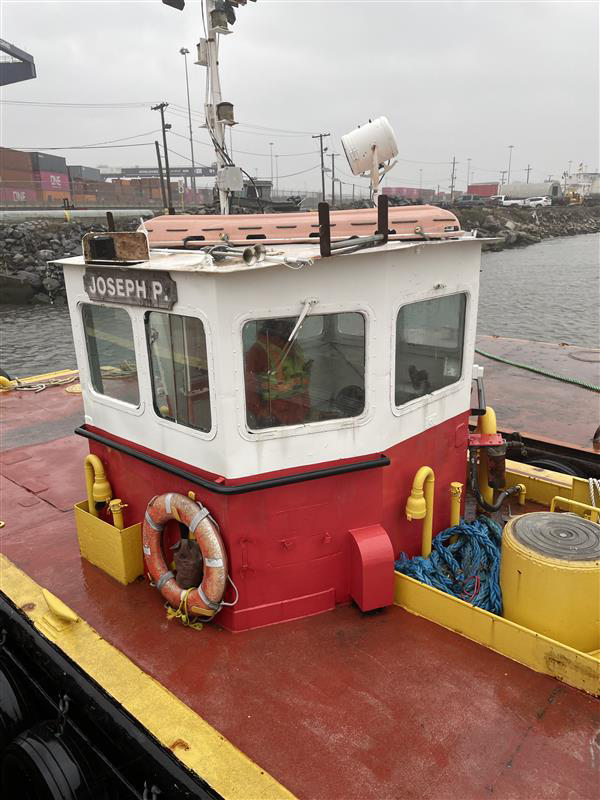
[84,454,113,518]
[476,407,497,507]
[449,482,463,527]
[405,467,435,557]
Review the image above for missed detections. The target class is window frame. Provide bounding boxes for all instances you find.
[143,305,217,441]
[79,301,143,413]
[235,302,373,441]
[391,290,470,416]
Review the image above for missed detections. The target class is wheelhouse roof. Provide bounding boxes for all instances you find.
[53,234,477,275]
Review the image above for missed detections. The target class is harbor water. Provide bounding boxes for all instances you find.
[1,233,598,378]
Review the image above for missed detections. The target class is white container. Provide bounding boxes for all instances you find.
[341,117,398,176]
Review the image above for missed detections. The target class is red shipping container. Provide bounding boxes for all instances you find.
[0,147,32,174]
[466,182,499,198]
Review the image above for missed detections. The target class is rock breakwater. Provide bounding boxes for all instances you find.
[455,204,600,250]
[1,206,598,304]
[0,217,144,305]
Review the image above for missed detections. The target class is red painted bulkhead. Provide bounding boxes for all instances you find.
[87,411,469,631]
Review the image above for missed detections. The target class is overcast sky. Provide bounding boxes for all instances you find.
[2,0,598,194]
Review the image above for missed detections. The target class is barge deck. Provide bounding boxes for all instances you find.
[1,363,599,799]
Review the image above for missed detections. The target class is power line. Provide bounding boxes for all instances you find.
[9,129,161,150]
[2,99,157,108]
[12,142,157,151]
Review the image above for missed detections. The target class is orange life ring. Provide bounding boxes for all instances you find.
[142,493,227,618]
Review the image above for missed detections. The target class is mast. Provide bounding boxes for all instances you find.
[162,1,256,215]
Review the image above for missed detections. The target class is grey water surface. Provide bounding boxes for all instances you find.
[1,233,598,378]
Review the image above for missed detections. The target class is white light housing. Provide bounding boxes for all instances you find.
[341,117,398,176]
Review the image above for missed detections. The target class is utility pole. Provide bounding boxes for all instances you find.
[507,144,514,184]
[466,158,471,188]
[312,132,330,202]
[275,154,279,194]
[152,102,173,212]
[500,170,507,186]
[450,156,456,200]
[525,164,532,183]
[419,167,423,195]
[179,47,196,198]
[269,142,274,186]
[154,140,168,209]
[329,152,338,206]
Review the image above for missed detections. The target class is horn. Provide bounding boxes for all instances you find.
[253,244,267,262]
[242,247,257,265]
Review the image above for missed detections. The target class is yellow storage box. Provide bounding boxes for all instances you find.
[74,501,143,585]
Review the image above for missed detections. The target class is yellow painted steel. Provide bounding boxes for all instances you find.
[0,555,294,800]
[449,482,463,527]
[108,498,128,530]
[550,495,600,522]
[84,454,113,518]
[500,516,600,653]
[394,571,600,696]
[74,501,143,585]
[476,406,497,506]
[405,466,435,557]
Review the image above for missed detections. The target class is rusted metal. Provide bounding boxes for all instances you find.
[83,231,150,264]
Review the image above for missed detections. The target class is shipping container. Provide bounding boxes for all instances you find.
[0,147,32,174]
[73,194,97,206]
[36,170,70,193]
[68,165,102,182]
[30,151,68,174]
[383,186,435,200]
[0,187,39,205]
[466,182,499,198]
[40,189,72,204]
[0,171,38,189]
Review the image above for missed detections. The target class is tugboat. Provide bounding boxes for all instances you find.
[1,2,599,797]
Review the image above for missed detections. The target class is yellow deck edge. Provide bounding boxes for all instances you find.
[394,571,599,696]
[0,554,296,800]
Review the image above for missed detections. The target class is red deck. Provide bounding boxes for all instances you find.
[1,382,599,799]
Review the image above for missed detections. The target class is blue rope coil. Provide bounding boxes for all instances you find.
[394,517,504,615]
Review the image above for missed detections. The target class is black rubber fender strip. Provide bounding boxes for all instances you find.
[74,426,391,495]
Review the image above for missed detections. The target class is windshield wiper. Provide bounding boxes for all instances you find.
[269,297,318,375]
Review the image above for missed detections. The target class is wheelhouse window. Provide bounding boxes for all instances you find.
[82,304,139,405]
[243,312,366,430]
[395,293,466,406]
[146,312,211,433]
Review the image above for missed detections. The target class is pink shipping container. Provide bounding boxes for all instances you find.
[0,187,39,204]
[37,170,71,193]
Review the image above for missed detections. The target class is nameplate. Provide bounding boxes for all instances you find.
[83,268,178,310]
